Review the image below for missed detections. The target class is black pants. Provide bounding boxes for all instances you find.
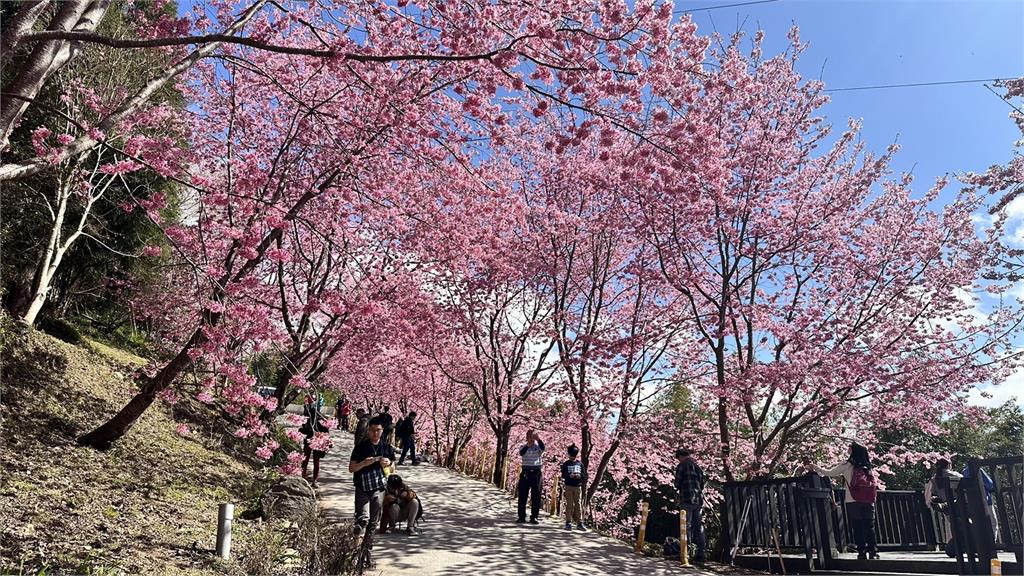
[847,502,877,554]
[517,468,542,520]
[398,435,416,463]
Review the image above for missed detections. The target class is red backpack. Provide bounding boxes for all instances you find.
[849,467,878,504]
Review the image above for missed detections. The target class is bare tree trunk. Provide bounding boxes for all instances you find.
[21,178,72,325]
[490,422,511,487]
[20,156,111,326]
[0,0,110,149]
[0,0,52,69]
[77,326,205,448]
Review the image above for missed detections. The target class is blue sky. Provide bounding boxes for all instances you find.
[180,0,1022,406]
[686,0,1024,408]
[181,0,1023,186]
[682,0,1023,191]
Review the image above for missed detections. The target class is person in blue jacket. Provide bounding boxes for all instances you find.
[962,464,1000,542]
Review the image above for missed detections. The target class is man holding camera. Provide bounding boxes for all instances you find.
[516,429,545,524]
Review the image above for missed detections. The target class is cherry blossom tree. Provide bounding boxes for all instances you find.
[509,123,694,504]
[635,31,1020,480]
[72,0,695,449]
[966,77,1024,281]
[424,231,561,485]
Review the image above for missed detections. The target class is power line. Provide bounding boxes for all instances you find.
[674,0,780,14]
[825,77,1014,93]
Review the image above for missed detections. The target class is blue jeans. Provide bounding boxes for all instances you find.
[679,501,706,559]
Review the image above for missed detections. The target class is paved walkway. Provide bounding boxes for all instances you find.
[311,425,712,576]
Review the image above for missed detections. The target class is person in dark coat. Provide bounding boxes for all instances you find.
[674,448,706,562]
[397,410,419,465]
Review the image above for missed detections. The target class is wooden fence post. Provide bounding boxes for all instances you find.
[635,501,650,554]
[549,475,560,516]
[680,508,689,566]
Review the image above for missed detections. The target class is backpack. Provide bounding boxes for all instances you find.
[395,418,406,436]
[849,467,878,504]
[663,537,681,559]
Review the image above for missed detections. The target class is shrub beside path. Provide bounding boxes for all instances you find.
[313,427,715,576]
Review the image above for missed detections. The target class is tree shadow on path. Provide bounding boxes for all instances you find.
[310,426,716,576]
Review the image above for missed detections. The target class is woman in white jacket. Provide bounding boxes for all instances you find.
[805,443,879,560]
[924,458,962,554]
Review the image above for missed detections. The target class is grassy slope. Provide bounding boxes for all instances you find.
[0,328,265,575]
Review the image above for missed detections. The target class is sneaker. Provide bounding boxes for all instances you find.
[576,523,587,531]
[857,552,867,560]
[412,460,421,466]
[564,522,572,530]
[529,518,539,525]
[311,481,319,489]
[406,527,418,536]
[397,460,405,465]
[516,518,526,524]
[869,552,880,560]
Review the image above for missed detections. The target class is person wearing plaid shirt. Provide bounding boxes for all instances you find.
[674,448,706,562]
[349,416,397,536]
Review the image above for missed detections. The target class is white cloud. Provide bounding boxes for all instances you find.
[969,373,1024,408]
[1004,196,1024,220]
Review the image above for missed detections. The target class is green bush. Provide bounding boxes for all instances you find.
[36,316,82,345]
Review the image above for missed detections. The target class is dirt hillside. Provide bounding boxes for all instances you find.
[0,324,267,575]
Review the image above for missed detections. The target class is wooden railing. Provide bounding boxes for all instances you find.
[724,456,1024,574]
[826,489,937,551]
[944,457,1024,574]
[724,476,942,557]
[724,475,814,551]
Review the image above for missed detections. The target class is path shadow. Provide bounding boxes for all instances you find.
[303,422,713,576]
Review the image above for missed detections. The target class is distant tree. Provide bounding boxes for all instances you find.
[637,32,1021,480]
[1,1,185,327]
[878,400,1024,490]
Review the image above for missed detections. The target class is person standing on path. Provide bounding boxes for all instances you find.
[561,444,587,531]
[354,408,370,444]
[301,397,330,488]
[380,405,395,445]
[805,443,879,560]
[516,430,545,524]
[349,417,397,537]
[674,448,706,563]
[336,397,352,431]
[397,410,419,465]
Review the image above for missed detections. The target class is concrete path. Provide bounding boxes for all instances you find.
[312,425,713,576]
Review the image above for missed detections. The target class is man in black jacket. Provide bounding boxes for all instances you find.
[397,410,419,465]
[674,448,706,562]
[560,444,587,531]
